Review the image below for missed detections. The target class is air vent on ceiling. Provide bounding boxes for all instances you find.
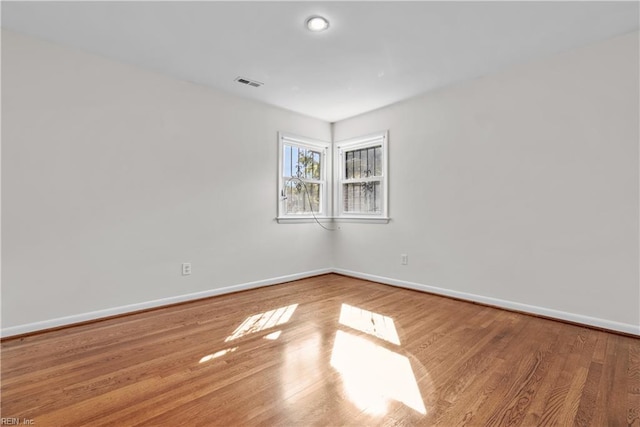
[235,76,263,88]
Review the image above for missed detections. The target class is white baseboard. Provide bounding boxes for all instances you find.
[333,268,640,336]
[3,267,638,338]
[0,268,332,338]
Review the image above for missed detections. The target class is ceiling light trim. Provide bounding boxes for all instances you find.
[306,15,330,32]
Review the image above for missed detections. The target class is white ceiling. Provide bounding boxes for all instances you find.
[2,1,638,122]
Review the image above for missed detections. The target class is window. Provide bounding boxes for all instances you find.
[278,133,330,220]
[335,132,388,220]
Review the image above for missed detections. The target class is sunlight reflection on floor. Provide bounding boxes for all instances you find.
[330,330,426,415]
[339,303,401,345]
[199,304,297,364]
[200,301,426,418]
[199,347,238,363]
[282,332,322,404]
[264,330,282,340]
[225,304,298,342]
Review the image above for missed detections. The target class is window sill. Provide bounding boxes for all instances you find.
[276,216,390,224]
[276,217,333,224]
[333,217,390,224]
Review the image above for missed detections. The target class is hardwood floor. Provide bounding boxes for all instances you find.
[1,274,638,426]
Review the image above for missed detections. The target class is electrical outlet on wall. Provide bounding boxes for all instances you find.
[401,254,408,265]
[182,262,192,276]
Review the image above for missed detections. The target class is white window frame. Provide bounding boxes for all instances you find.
[277,132,331,222]
[335,131,389,222]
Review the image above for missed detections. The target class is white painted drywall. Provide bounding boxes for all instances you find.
[3,29,638,335]
[332,31,639,329]
[1,30,333,329]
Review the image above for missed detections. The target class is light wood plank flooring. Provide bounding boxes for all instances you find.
[1,274,638,426]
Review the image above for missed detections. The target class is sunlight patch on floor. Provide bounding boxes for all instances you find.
[199,347,238,363]
[264,330,282,340]
[282,332,323,404]
[330,330,426,415]
[225,303,298,342]
[339,303,400,345]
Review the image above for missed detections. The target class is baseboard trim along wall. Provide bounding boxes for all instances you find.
[0,268,332,338]
[333,268,640,337]
[3,268,638,338]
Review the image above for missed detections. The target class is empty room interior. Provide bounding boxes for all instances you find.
[1,1,639,425]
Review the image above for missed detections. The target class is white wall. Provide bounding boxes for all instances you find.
[1,30,333,332]
[3,29,638,336]
[332,31,639,333]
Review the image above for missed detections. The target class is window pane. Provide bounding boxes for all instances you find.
[284,145,292,177]
[345,145,383,179]
[374,146,382,176]
[285,181,321,214]
[292,146,299,177]
[284,144,322,180]
[302,149,308,179]
[343,181,381,214]
[345,151,353,179]
[367,148,374,177]
[312,152,321,180]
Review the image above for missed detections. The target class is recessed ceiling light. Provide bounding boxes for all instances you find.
[306,16,329,32]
